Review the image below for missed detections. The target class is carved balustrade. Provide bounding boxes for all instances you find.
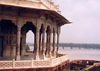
[0,54,68,69]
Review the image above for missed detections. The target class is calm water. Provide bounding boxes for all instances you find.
[29,46,100,61]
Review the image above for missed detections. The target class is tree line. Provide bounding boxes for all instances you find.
[26,43,100,49]
[58,43,100,49]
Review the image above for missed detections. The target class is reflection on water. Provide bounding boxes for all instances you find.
[29,46,100,61]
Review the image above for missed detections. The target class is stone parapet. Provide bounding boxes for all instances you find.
[0,54,68,69]
[0,0,60,14]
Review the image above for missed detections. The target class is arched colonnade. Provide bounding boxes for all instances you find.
[0,16,61,60]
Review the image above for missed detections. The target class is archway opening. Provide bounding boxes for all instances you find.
[26,30,34,51]
[21,22,36,54]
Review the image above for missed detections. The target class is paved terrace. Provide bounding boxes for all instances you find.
[0,52,56,61]
[0,52,68,69]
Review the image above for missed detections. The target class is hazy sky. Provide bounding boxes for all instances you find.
[26,0,100,44]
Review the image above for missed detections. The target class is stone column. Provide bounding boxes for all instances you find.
[16,26,21,60]
[33,33,36,53]
[41,29,46,59]
[39,32,41,54]
[56,33,59,57]
[46,32,49,57]
[48,32,52,58]
[52,31,56,57]
[21,37,26,56]
[34,28,40,60]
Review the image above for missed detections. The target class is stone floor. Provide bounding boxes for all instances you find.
[0,53,55,61]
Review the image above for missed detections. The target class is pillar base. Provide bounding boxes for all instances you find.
[39,50,42,56]
[34,55,39,60]
[41,54,45,60]
[52,52,56,58]
[56,52,59,58]
[15,55,20,60]
[48,53,51,58]
[46,53,49,58]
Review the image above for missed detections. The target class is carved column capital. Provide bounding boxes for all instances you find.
[57,26,61,35]
[17,26,21,31]
[16,17,23,28]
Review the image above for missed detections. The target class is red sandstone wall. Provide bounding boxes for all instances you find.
[85,63,100,71]
[70,60,100,70]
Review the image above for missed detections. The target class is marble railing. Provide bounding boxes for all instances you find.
[0,54,68,69]
[25,0,59,11]
[41,0,59,12]
[52,54,68,66]
[0,0,60,13]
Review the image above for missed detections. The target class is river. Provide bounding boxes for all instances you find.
[29,46,100,61]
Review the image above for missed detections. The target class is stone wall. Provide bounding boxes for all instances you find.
[70,60,100,70]
[85,63,100,71]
